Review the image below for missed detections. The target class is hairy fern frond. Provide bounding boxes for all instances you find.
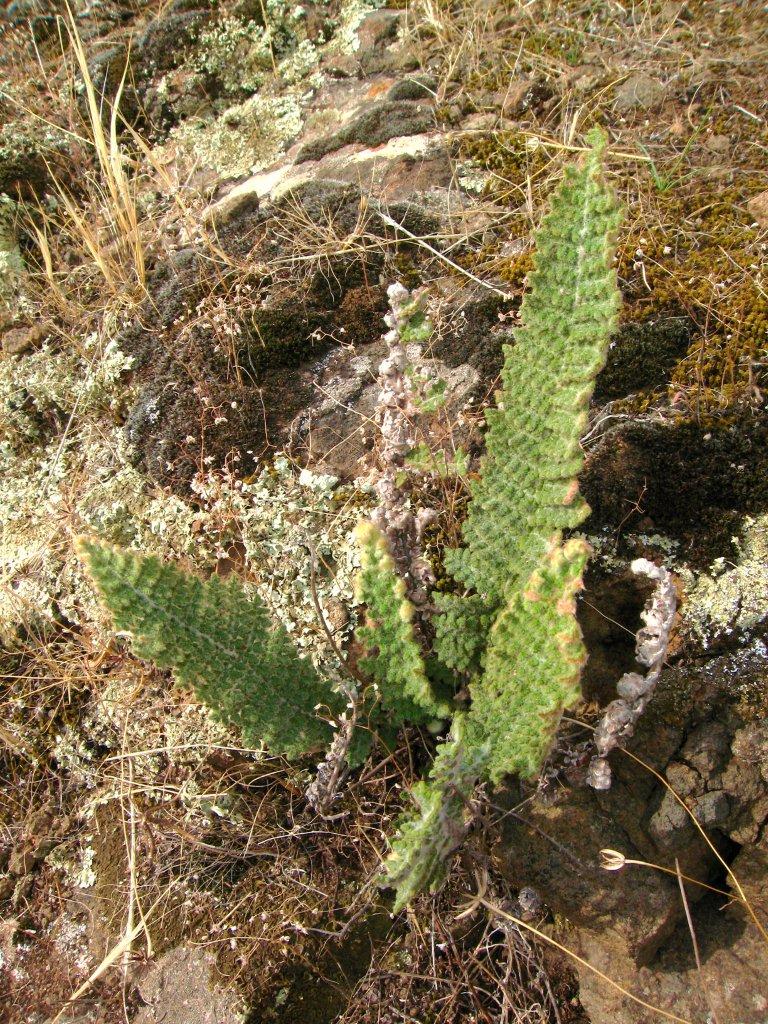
[385,134,621,910]
[354,522,451,724]
[384,714,488,912]
[467,538,589,782]
[78,538,341,758]
[444,131,621,606]
[432,592,494,675]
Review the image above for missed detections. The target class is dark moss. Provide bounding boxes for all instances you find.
[427,284,513,383]
[595,314,693,402]
[248,911,393,1024]
[582,407,768,565]
[295,101,434,164]
[134,5,212,75]
[386,75,437,101]
[120,225,389,493]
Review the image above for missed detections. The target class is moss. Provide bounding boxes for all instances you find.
[616,164,768,408]
[594,315,692,401]
[454,131,552,292]
[582,407,768,565]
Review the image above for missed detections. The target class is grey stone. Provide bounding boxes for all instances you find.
[680,721,731,774]
[648,789,690,845]
[135,945,244,1024]
[576,847,768,1024]
[614,73,666,113]
[693,789,730,826]
[1,323,46,355]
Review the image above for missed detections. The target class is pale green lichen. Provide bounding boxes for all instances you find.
[190,457,365,678]
[684,514,768,646]
[0,196,24,311]
[163,91,304,177]
[46,836,97,890]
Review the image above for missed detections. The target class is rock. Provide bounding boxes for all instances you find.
[135,945,245,1024]
[497,76,556,116]
[354,10,418,75]
[204,188,260,231]
[120,211,392,492]
[647,788,692,848]
[290,337,481,480]
[575,847,768,1024]
[496,599,768,995]
[614,73,666,113]
[355,9,401,52]
[0,121,53,197]
[426,279,513,382]
[679,721,731,774]
[693,789,730,826]
[747,188,768,228]
[582,409,768,559]
[495,784,682,965]
[1,322,47,355]
[295,100,434,164]
[211,131,453,215]
[683,513,768,644]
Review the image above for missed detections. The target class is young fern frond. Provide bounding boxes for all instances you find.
[354,521,451,724]
[466,538,590,782]
[443,130,621,610]
[385,133,622,910]
[384,714,488,913]
[78,538,341,758]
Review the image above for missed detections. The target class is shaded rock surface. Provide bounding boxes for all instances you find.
[135,945,245,1024]
[582,407,768,564]
[576,847,768,1024]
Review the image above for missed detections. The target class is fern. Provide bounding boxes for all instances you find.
[466,539,589,782]
[443,130,621,608]
[382,133,621,909]
[384,714,488,913]
[432,592,494,675]
[354,521,451,724]
[78,538,341,758]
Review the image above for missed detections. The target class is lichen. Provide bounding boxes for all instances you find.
[683,513,768,646]
[162,91,305,178]
[0,195,24,311]
[194,1,315,97]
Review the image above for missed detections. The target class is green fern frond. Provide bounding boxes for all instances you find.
[433,592,494,674]
[78,538,340,758]
[446,131,621,604]
[384,714,488,913]
[467,538,590,782]
[354,522,451,724]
